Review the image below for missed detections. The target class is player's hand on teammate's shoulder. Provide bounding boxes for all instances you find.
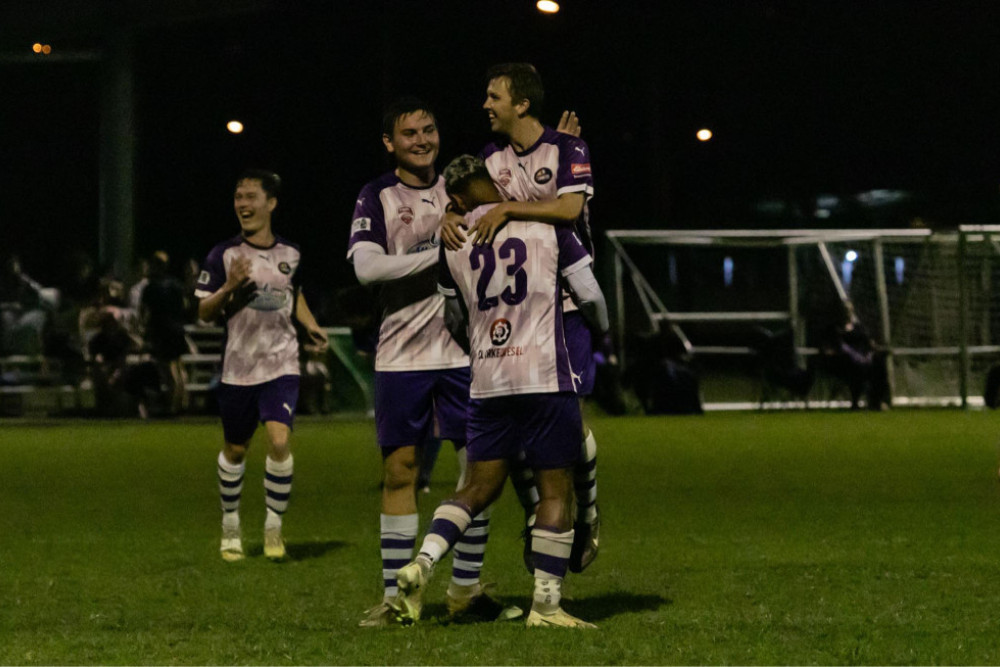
[472,203,509,247]
[557,110,581,138]
[440,210,469,251]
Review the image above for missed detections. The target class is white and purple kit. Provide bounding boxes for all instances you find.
[438,204,592,468]
[195,234,303,444]
[347,172,469,449]
[480,127,598,394]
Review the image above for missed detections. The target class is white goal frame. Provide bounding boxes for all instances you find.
[606,226,1000,410]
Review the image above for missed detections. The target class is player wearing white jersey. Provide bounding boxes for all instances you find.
[348,99,518,627]
[195,170,328,563]
[440,63,603,574]
[392,155,609,629]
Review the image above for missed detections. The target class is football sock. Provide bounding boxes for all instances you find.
[531,527,574,614]
[574,430,598,523]
[451,505,491,588]
[264,455,293,525]
[381,513,418,600]
[419,501,473,565]
[217,451,244,515]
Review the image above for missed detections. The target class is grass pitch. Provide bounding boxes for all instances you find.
[2,409,1000,664]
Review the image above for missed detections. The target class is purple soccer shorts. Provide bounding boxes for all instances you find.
[215,374,300,445]
[466,392,581,469]
[374,367,470,451]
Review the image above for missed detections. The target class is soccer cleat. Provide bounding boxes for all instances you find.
[264,525,286,561]
[220,521,244,562]
[393,559,430,625]
[358,602,397,628]
[446,582,523,622]
[526,608,597,629]
[569,504,600,573]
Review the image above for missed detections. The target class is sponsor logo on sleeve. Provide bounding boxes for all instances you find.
[571,163,592,177]
[398,206,414,225]
[498,167,512,187]
[533,167,553,185]
[197,270,210,285]
[351,217,371,234]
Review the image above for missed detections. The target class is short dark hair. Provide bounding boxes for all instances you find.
[237,169,281,199]
[382,96,436,138]
[486,63,544,118]
[443,154,491,197]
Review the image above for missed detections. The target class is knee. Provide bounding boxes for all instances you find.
[223,443,248,464]
[383,454,419,492]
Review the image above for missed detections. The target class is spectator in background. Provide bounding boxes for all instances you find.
[0,254,52,356]
[128,257,150,313]
[142,251,191,415]
[88,309,156,418]
[823,301,890,411]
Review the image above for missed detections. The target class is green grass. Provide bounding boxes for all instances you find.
[2,409,1000,664]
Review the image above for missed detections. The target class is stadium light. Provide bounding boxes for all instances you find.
[32,43,42,53]
[696,128,712,142]
[226,120,244,134]
[537,1,560,14]
[845,250,858,263]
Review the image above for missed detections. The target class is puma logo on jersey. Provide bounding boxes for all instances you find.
[282,403,293,416]
[356,198,365,207]
[574,146,586,155]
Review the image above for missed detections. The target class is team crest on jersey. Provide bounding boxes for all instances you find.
[534,167,553,185]
[197,270,210,285]
[490,318,512,346]
[398,206,414,225]
[352,217,371,234]
[278,261,291,275]
[498,168,512,187]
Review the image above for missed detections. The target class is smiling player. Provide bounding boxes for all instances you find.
[195,169,328,563]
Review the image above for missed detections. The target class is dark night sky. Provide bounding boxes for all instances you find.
[3,1,1000,305]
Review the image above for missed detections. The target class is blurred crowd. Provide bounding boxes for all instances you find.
[0,251,200,417]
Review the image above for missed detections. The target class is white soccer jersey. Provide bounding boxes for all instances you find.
[480,126,595,255]
[347,172,468,372]
[438,204,592,399]
[195,235,301,386]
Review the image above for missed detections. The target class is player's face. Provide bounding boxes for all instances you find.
[484,77,518,135]
[383,111,439,174]
[233,179,276,235]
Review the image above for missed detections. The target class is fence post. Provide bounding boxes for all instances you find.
[958,230,969,408]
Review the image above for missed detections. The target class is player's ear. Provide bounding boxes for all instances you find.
[449,194,467,215]
[382,133,395,154]
[515,97,531,119]
[267,197,277,213]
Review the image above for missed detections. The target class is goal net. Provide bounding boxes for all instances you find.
[606,227,1000,409]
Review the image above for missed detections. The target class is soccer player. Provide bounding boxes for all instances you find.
[440,63,601,573]
[347,98,517,627]
[392,154,609,628]
[195,169,328,563]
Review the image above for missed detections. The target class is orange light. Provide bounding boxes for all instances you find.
[32,43,42,53]
[41,44,52,55]
[226,120,244,134]
[696,128,713,142]
[537,0,560,13]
